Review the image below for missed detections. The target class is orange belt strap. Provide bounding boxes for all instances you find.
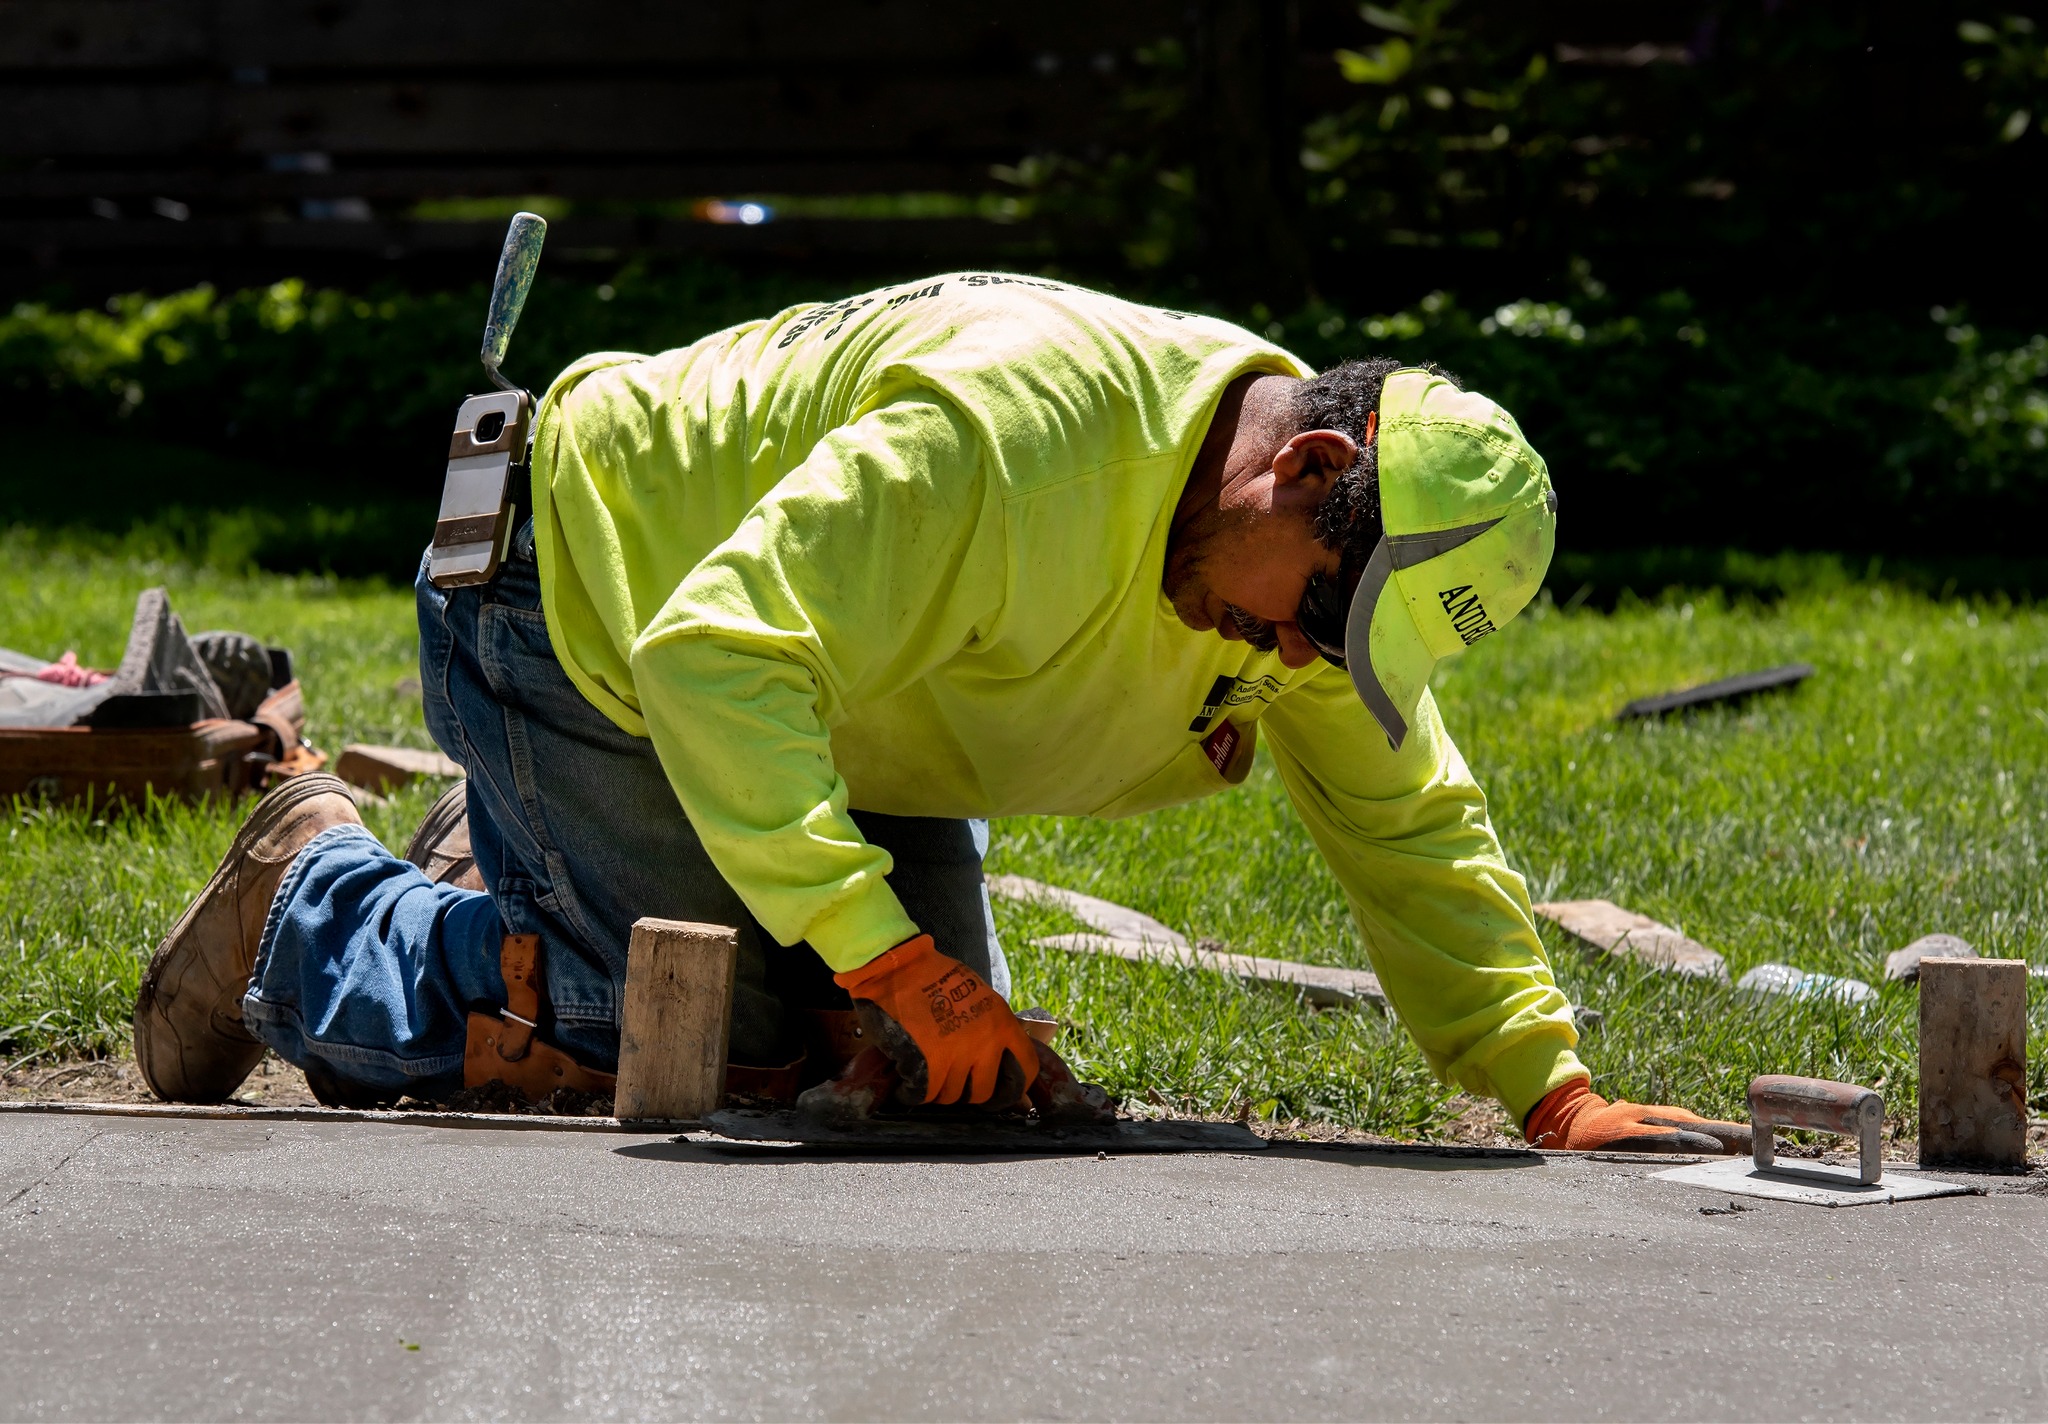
[464,933,617,1100]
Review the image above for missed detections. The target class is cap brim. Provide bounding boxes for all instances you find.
[1342,540,1436,751]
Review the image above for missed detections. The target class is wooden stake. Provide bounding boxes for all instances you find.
[1918,958,2028,1171]
[615,918,738,1123]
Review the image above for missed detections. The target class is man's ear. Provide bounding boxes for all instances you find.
[1271,429,1359,496]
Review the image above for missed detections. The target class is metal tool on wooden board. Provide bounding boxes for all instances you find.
[1656,1074,1974,1207]
[428,211,547,589]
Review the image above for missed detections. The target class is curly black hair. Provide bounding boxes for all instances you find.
[1296,357,1460,570]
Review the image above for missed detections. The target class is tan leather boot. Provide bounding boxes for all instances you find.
[134,772,364,1102]
[402,778,484,891]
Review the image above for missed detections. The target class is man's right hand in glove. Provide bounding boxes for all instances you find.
[833,934,1041,1108]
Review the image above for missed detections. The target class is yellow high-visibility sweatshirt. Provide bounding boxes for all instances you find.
[529,273,1583,1120]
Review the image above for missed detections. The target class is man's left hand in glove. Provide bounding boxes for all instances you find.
[1524,1078,1751,1155]
[832,934,1040,1108]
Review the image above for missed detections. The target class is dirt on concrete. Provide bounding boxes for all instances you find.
[0,1054,607,1117]
[431,1080,615,1117]
[2,1051,321,1107]
[1249,1094,1520,1149]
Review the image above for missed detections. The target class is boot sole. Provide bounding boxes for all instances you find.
[133,772,360,1100]
[403,778,469,870]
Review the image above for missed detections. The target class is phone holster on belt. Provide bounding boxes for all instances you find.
[428,388,531,588]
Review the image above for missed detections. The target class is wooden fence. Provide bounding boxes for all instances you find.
[0,0,1204,290]
[0,0,1711,297]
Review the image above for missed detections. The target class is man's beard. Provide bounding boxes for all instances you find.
[1224,602,1279,652]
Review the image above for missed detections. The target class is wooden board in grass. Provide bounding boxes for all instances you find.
[334,743,464,795]
[1531,899,1729,981]
[1615,663,1814,721]
[988,874,1389,1011]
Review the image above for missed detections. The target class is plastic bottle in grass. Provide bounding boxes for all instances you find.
[1736,963,1877,1007]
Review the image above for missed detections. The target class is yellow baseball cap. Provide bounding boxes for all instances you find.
[1339,369,1557,749]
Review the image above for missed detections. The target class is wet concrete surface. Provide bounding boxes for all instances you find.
[0,1113,2042,1421]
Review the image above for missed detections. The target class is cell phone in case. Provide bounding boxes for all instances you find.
[428,388,530,588]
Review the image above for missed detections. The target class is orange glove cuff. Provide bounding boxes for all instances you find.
[834,935,934,998]
[1523,1076,1597,1148]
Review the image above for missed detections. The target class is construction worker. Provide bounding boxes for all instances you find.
[135,272,1747,1153]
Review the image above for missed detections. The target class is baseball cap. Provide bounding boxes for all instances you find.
[1334,369,1557,750]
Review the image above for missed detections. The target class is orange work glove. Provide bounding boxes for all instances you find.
[833,935,1041,1108]
[1524,1078,1750,1155]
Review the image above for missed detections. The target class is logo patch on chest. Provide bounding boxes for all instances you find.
[1188,673,1283,733]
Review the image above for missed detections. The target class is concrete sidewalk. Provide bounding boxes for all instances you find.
[0,1112,2041,1421]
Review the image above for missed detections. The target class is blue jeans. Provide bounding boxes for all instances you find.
[242,524,1006,1101]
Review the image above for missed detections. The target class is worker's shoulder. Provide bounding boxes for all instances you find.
[888,276,1301,499]
[912,272,1276,365]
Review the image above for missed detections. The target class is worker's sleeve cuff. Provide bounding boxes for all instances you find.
[1485,1034,1590,1128]
[802,879,922,974]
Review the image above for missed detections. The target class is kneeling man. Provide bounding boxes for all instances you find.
[136,272,1745,1153]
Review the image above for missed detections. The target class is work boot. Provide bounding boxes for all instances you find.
[402,778,484,891]
[134,772,363,1103]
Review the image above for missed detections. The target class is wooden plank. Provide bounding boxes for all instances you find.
[333,742,463,795]
[1918,958,2028,1172]
[0,160,995,200]
[0,215,1058,259]
[1532,898,1729,981]
[987,874,1384,1010]
[1883,933,1976,984]
[614,918,738,1124]
[1614,663,1815,721]
[0,0,1182,69]
[0,73,1123,156]
[1034,933,1388,1012]
[0,0,1705,73]
[0,1,213,69]
[0,85,214,154]
[986,873,1186,948]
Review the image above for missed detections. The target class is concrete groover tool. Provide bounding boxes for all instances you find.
[1657,1075,1974,1207]
[696,1040,1265,1155]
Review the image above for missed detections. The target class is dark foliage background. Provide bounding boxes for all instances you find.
[2,0,2044,577]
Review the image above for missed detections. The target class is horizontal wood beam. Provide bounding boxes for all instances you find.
[0,214,1063,258]
[0,161,996,200]
[0,74,1124,157]
[0,0,1181,69]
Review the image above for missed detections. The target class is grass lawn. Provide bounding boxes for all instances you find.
[4,529,2045,1145]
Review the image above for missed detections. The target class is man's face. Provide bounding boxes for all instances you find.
[1163,429,1355,670]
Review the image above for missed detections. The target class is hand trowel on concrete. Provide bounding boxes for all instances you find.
[699,1024,1264,1155]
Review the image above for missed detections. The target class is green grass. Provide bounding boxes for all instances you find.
[4,529,2044,1142]
[0,532,445,1067]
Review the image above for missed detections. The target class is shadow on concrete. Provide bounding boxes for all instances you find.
[613,1140,1262,1166]
[1263,1142,1543,1172]
[613,1138,1546,1171]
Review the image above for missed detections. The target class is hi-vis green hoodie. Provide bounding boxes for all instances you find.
[530,273,1583,1120]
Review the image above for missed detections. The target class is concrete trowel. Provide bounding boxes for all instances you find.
[700,1019,1264,1155]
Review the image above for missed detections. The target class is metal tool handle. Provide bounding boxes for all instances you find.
[480,211,547,391]
[1749,1074,1883,1185]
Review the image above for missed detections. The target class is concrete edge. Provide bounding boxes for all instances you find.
[14,1102,1928,1175]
